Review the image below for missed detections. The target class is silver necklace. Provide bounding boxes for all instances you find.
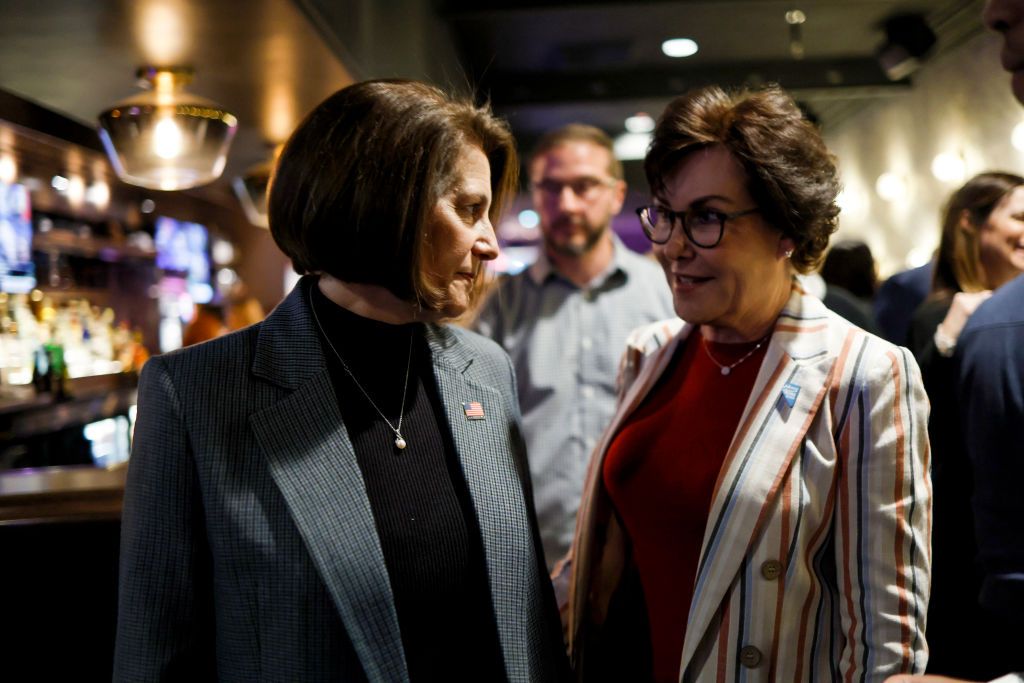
[309,292,414,450]
[702,334,770,376]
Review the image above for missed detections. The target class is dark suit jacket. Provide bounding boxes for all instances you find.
[874,262,933,344]
[956,273,1024,625]
[114,279,567,682]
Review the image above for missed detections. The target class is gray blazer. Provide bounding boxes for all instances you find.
[114,280,567,682]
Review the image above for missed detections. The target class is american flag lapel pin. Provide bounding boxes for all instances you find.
[463,401,485,420]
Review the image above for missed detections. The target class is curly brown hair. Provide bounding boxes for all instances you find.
[644,84,840,273]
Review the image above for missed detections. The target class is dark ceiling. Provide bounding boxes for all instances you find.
[434,0,985,149]
[0,0,989,201]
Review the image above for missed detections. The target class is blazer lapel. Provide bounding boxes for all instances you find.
[570,320,688,642]
[425,325,542,680]
[249,279,409,682]
[679,289,838,676]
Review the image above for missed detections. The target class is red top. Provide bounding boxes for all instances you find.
[603,331,768,683]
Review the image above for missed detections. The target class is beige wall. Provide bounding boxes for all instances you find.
[824,32,1023,277]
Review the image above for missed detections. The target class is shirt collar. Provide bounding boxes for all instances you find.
[527,231,632,288]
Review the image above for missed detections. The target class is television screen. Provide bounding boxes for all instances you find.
[154,216,212,303]
[0,181,35,293]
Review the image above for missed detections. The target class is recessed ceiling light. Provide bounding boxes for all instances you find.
[613,132,652,161]
[625,113,655,133]
[662,38,698,58]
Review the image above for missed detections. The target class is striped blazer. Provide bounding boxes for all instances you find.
[567,284,931,682]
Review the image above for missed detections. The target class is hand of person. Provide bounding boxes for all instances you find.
[940,290,993,340]
[934,290,993,356]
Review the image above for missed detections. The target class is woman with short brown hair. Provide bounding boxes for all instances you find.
[565,84,931,682]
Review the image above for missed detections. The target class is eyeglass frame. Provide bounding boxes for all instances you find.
[531,176,619,200]
[635,204,760,248]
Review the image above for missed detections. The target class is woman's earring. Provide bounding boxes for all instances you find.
[784,249,794,259]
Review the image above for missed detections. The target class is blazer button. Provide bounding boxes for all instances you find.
[761,559,783,580]
[739,645,763,669]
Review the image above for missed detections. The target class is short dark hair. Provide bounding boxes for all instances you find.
[933,171,1024,295]
[530,123,623,181]
[268,79,517,311]
[644,84,840,273]
[821,239,878,300]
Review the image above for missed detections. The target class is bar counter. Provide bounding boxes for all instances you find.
[0,463,127,524]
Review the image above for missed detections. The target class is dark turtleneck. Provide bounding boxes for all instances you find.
[308,283,506,682]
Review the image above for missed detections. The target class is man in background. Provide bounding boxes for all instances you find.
[474,124,673,568]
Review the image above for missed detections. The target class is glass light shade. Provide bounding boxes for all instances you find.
[232,160,272,228]
[97,67,238,191]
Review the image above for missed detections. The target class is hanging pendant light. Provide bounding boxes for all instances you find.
[232,159,272,228]
[97,66,238,191]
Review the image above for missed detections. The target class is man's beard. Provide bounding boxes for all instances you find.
[543,218,608,258]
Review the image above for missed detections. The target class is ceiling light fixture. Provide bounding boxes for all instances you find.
[624,113,655,134]
[0,152,16,184]
[875,172,907,201]
[1012,122,1024,151]
[931,152,966,184]
[613,132,652,161]
[876,14,936,81]
[786,9,807,60]
[97,66,238,191]
[232,144,282,228]
[661,38,698,58]
[232,160,272,228]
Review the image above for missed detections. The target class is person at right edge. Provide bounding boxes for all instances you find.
[888,2,1024,683]
[905,172,1023,681]
[563,84,931,682]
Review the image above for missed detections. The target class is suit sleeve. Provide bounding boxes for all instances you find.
[113,356,215,680]
[833,344,931,681]
[957,324,1024,619]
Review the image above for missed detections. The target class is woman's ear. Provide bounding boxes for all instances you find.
[958,208,976,233]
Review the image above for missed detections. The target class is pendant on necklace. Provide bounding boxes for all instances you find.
[395,435,407,450]
[720,367,731,376]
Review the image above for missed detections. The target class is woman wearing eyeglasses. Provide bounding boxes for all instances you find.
[562,85,931,682]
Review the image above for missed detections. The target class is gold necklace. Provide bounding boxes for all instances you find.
[309,292,414,449]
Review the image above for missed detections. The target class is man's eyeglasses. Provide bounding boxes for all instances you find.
[532,177,617,199]
[636,205,760,248]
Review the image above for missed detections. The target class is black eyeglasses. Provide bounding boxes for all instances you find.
[635,205,760,247]
[532,177,617,199]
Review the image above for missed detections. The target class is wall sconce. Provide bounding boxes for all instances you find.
[931,152,967,184]
[875,171,908,201]
[97,66,238,191]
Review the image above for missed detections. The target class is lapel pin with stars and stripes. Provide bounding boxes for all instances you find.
[463,401,485,420]
[781,382,801,408]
